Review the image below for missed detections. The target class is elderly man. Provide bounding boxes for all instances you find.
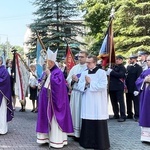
[36,48,73,148]
[0,56,13,134]
[77,55,110,150]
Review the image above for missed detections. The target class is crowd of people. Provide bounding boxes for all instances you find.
[0,49,150,149]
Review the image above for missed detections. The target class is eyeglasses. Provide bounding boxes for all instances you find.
[78,56,85,58]
[86,62,94,64]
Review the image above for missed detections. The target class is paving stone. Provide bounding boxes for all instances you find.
[0,100,150,150]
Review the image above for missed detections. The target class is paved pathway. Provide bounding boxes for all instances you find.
[0,100,150,150]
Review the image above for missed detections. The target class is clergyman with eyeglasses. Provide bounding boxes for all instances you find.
[77,55,110,150]
[66,51,88,140]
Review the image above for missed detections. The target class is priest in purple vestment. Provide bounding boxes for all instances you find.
[36,48,73,148]
[0,56,14,134]
[135,55,150,142]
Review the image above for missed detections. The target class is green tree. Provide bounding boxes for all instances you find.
[0,41,13,58]
[29,0,85,60]
[0,42,23,60]
[13,45,24,55]
[114,0,150,56]
[80,0,150,57]
[80,0,115,54]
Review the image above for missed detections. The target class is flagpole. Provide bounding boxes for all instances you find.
[99,7,115,68]
[109,7,115,68]
[33,29,46,52]
[36,32,46,52]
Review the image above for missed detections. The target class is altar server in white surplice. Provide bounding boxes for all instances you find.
[66,51,88,139]
[77,55,110,150]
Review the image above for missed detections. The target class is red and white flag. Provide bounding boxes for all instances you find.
[13,53,30,101]
[66,44,76,74]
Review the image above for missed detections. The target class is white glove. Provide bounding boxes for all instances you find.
[106,68,112,76]
[133,91,139,96]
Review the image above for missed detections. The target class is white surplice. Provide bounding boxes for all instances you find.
[0,97,8,134]
[66,64,87,137]
[77,69,109,120]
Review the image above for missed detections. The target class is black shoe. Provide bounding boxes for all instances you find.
[127,116,133,119]
[133,117,139,122]
[19,109,26,112]
[110,115,119,119]
[31,109,35,112]
[74,137,80,142]
[34,110,38,113]
[19,108,23,112]
[22,109,26,112]
[118,118,126,122]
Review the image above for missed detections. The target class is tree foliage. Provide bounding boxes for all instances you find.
[114,0,150,56]
[28,0,85,60]
[0,42,23,59]
[80,0,115,54]
[80,0,150,56]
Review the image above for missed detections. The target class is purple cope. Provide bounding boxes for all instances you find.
[0,65,14,122]
[36,65,73,133]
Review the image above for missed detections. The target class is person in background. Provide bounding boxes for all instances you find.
[58,61,65,72]
[96,59,102,69]
[62,61,67,79]
[58,61,67,79]
[107,55,126,122]
[77,55,110,150]
[36,48,73,148]
[74,53,79,64]
[42,63,47,72]
[66,51,88,140]
[29,63,38,113]
[137,51,148,71]
[125,54,142,121]
[7,59,16,110]
[0,56,14,134]
[136,55,150,142]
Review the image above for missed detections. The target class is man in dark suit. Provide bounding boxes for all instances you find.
[107,55,126,122]
[125,54,142,121]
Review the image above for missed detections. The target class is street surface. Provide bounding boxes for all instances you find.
[0,99,150,150]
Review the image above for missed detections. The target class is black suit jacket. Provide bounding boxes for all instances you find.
[109,64,126,91]
[126,63,142,93]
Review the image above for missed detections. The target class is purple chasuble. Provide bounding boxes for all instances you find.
[136,68,150,127]
[36,65,73,133]
[0,65,14,122]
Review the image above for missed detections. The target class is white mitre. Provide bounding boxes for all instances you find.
[47,47,58,62]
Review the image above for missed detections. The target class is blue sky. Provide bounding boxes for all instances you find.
[0,0,36,47]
